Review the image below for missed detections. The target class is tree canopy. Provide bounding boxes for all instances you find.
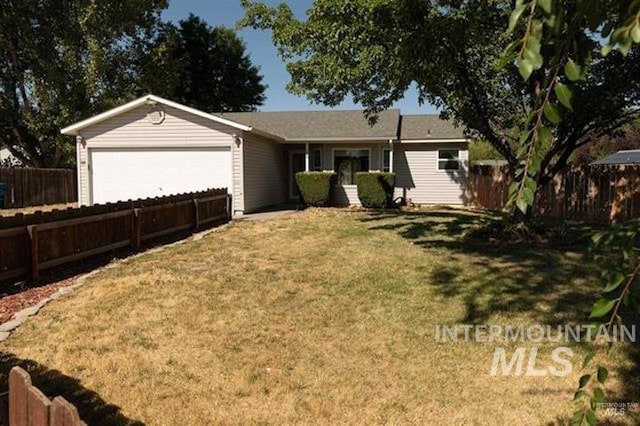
[241,0,640,217]
[138,15,266,113]
[0,0,168,167]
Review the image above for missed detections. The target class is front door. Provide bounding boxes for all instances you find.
[290,151,306,199]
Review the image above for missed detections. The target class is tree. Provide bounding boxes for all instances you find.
[240,0,640,220]
[571,121,640,165]
[138,15,266,112]
[0,0,168,167]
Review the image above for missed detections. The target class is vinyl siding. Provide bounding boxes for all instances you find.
[242,132,287,213]
[232,139,244,215]
[393,142,468,205]
[80,105,236,147]
[77,138,90,205]
[77,104,236,206]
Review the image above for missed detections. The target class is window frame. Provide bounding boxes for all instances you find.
[331,147,372,186]
[437,148,461,171]
[382,148,391,173]
[312,148,323,171]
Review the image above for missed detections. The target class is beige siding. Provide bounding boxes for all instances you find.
[242,132,287,213]
[77,137,90,205]
[80,105,236,147]
[393,142,468,205]
[77,104,236,207]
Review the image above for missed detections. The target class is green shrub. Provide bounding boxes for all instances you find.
[295,172,336,207]
[356,172,396,208]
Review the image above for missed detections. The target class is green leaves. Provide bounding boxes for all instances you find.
[602,272,625,293]
[537,0,553,14]
[554,82,573,110]
[597,367,608,384]
[564,59,580,81]
[589,298,616,318]
[508,1,527,34]
[543,103,562,123]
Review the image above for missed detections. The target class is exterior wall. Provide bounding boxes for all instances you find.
[76,137,90,205]
[393,142,468,205]
[242,132,287,213]
[77,104,236,206]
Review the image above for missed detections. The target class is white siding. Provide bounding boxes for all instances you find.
[393,142,468,205]
[77,104,236,206]
[232,138,244,215]
[242,132,287,213]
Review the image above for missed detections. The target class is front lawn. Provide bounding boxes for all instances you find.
[0,208,637,425]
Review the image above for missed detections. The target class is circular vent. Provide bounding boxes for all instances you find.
[146,106,166,125]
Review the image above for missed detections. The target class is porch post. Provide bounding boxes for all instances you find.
[389,139,394,173]
[304,142,310,171]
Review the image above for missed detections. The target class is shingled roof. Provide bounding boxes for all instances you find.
[592,149,640,165]
[400,115,465,140]
[217,109,401,141]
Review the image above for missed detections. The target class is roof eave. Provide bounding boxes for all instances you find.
[60,94,252,136]
[399,138,468,143]
[283,136,397,143]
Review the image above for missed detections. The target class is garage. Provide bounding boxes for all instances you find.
[89,147,232,205]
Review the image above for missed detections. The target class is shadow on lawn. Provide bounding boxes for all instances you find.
[361,208,595,325]
[361,208,640,418]
[0,352,143,426]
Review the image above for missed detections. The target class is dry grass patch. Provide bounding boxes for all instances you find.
[0,208,637,425]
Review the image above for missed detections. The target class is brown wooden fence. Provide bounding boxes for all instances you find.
[8,366,85,426]
[466,165,640,224]
[0,168,77,209]
[0,189,230,284]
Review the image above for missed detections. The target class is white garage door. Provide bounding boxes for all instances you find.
[90,147,231,204]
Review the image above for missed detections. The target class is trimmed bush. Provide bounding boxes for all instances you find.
[295,172,336,207]
[356,172,396,208]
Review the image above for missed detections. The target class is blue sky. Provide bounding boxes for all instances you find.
[163,0,436,114]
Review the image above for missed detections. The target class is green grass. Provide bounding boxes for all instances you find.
[0,207,637,425]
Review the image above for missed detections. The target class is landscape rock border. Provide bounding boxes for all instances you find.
[0,223,230,343]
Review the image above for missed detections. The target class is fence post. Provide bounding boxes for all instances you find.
[9,367,30,426]
[227,194,232,221]
[193,199,200,229]
[27,225,39,280]
[132,209,142,250]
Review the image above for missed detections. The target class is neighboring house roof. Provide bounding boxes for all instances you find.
[216,109,401,141]
[592,149,640,165]
[400,115,465,140]
[473,159,509,166]
[60,94,282,140]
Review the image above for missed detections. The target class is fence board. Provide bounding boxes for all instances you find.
[0,189,229,286]
[466,165,640,224]
[0,168,77,209]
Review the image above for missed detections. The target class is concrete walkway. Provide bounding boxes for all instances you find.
[239,205,299,221]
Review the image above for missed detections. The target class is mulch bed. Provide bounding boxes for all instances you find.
[0,277,77,323]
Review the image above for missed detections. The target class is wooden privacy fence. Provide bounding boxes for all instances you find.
[466,165,640,224]
[0,168,77,209]
[7,367,85,426]
[0,188,230,284]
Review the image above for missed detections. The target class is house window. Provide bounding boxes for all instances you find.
[334,149,370,185]
[438,149,460,170]
[382,148,391,172]
[312,149,322,171]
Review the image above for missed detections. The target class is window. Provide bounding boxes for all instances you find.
[334,149,370,185]
[312,149,322,171]
[438,149,460,170]
[382,148,391,172]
